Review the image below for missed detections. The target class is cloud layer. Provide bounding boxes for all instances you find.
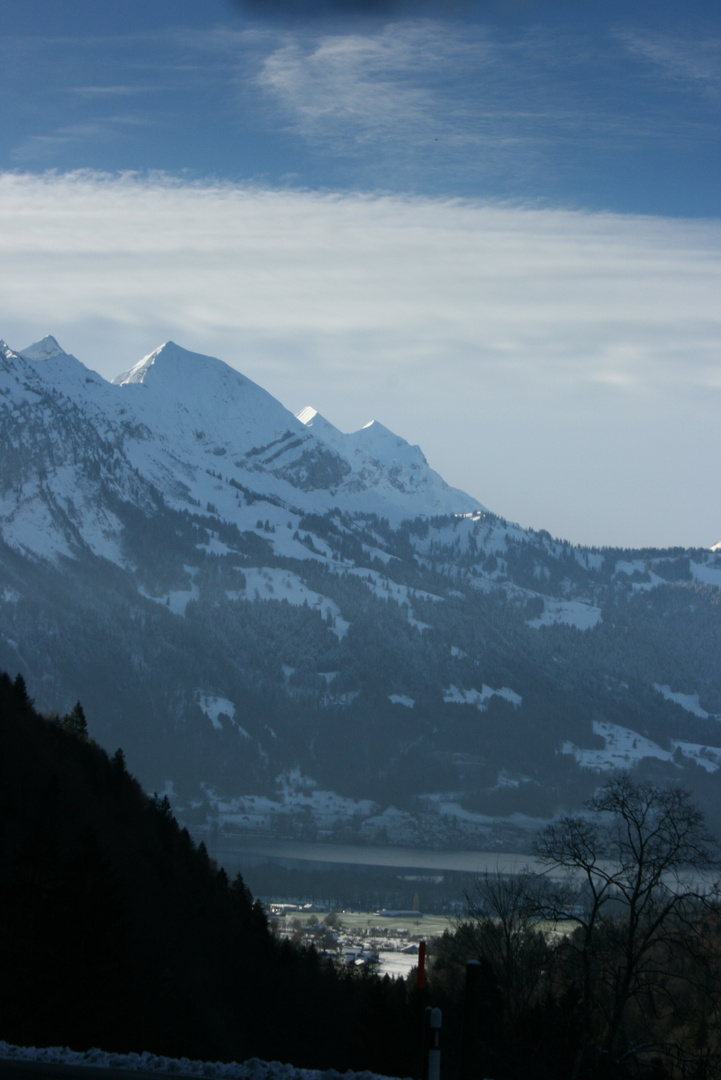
[4,16,719,215]
[1,170,720,547]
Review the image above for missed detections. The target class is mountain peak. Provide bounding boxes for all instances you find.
[113,341,253,392]
[21,335,66,361]
[349,417,429,468]
[112,341,189,386]
[297,405,344,438]
[360,419,397,439]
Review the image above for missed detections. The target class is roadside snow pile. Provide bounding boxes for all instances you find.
[0,1042,407,1080]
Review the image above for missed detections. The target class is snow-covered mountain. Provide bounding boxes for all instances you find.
[0,336,480,564]
[2,332,721,849]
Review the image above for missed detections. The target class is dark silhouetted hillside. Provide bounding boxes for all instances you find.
[0,674,417,1075]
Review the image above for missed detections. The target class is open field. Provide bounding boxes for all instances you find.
[329,910,456,937]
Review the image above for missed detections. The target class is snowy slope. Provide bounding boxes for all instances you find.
[111,341,482,520]
[0,338,158,562]
[297,406,482,517]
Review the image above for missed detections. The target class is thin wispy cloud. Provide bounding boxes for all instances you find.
[3,18,719,207]
[258,30,435,139]
[2,170,718,386]
[1,170,716,354]
[620,31,721,98]
[67,85,153,98]
[256,23,543,140]
[252,19,715,183]
[11,117,157,163]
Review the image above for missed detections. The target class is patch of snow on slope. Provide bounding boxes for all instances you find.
[198,535,235,557]
[612,560,666,590]
[527,598,602,631]
[562,720,672,771]
[33,464,126,564]
[0,485,74,561]
[199,695,236,730]
[654,683,715,720]
[347,567,441,630]
[564,720,721,774]
[443,685,522,710]
[139,577,199,616]
[0,1041,405,1080]
[277,767,318,796]
[420,793,548,835]
[614,559,646,577]
[208,780,378,832]
[672,742,721,772]
[359,805,419,844]
[240,568,349,640]
[690,559,721,587]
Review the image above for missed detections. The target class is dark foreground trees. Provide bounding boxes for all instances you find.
[431,774,721,1080]
[0,672,418,1076]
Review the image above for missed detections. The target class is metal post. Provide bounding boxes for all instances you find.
[427,1006,442,1080]
[421,1006,431,1080]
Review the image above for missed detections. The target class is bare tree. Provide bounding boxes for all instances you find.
[429,869,559,1080]
[460,869,551,1031]
[533,773,720,1076]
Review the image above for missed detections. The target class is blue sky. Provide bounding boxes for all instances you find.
[1,0,720,547]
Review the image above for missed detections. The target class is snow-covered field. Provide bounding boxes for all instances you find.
[0,1042,406,1080]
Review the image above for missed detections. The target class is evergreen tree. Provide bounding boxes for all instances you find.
[111,747,126,773]
[61,701,88,737]
[13,672,31,708]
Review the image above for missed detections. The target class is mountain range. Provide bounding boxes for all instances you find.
[2,333,721,847]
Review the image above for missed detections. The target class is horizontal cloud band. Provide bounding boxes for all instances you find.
[1,170,719,386]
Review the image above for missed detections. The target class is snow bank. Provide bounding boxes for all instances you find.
[0,1042,407,1080]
